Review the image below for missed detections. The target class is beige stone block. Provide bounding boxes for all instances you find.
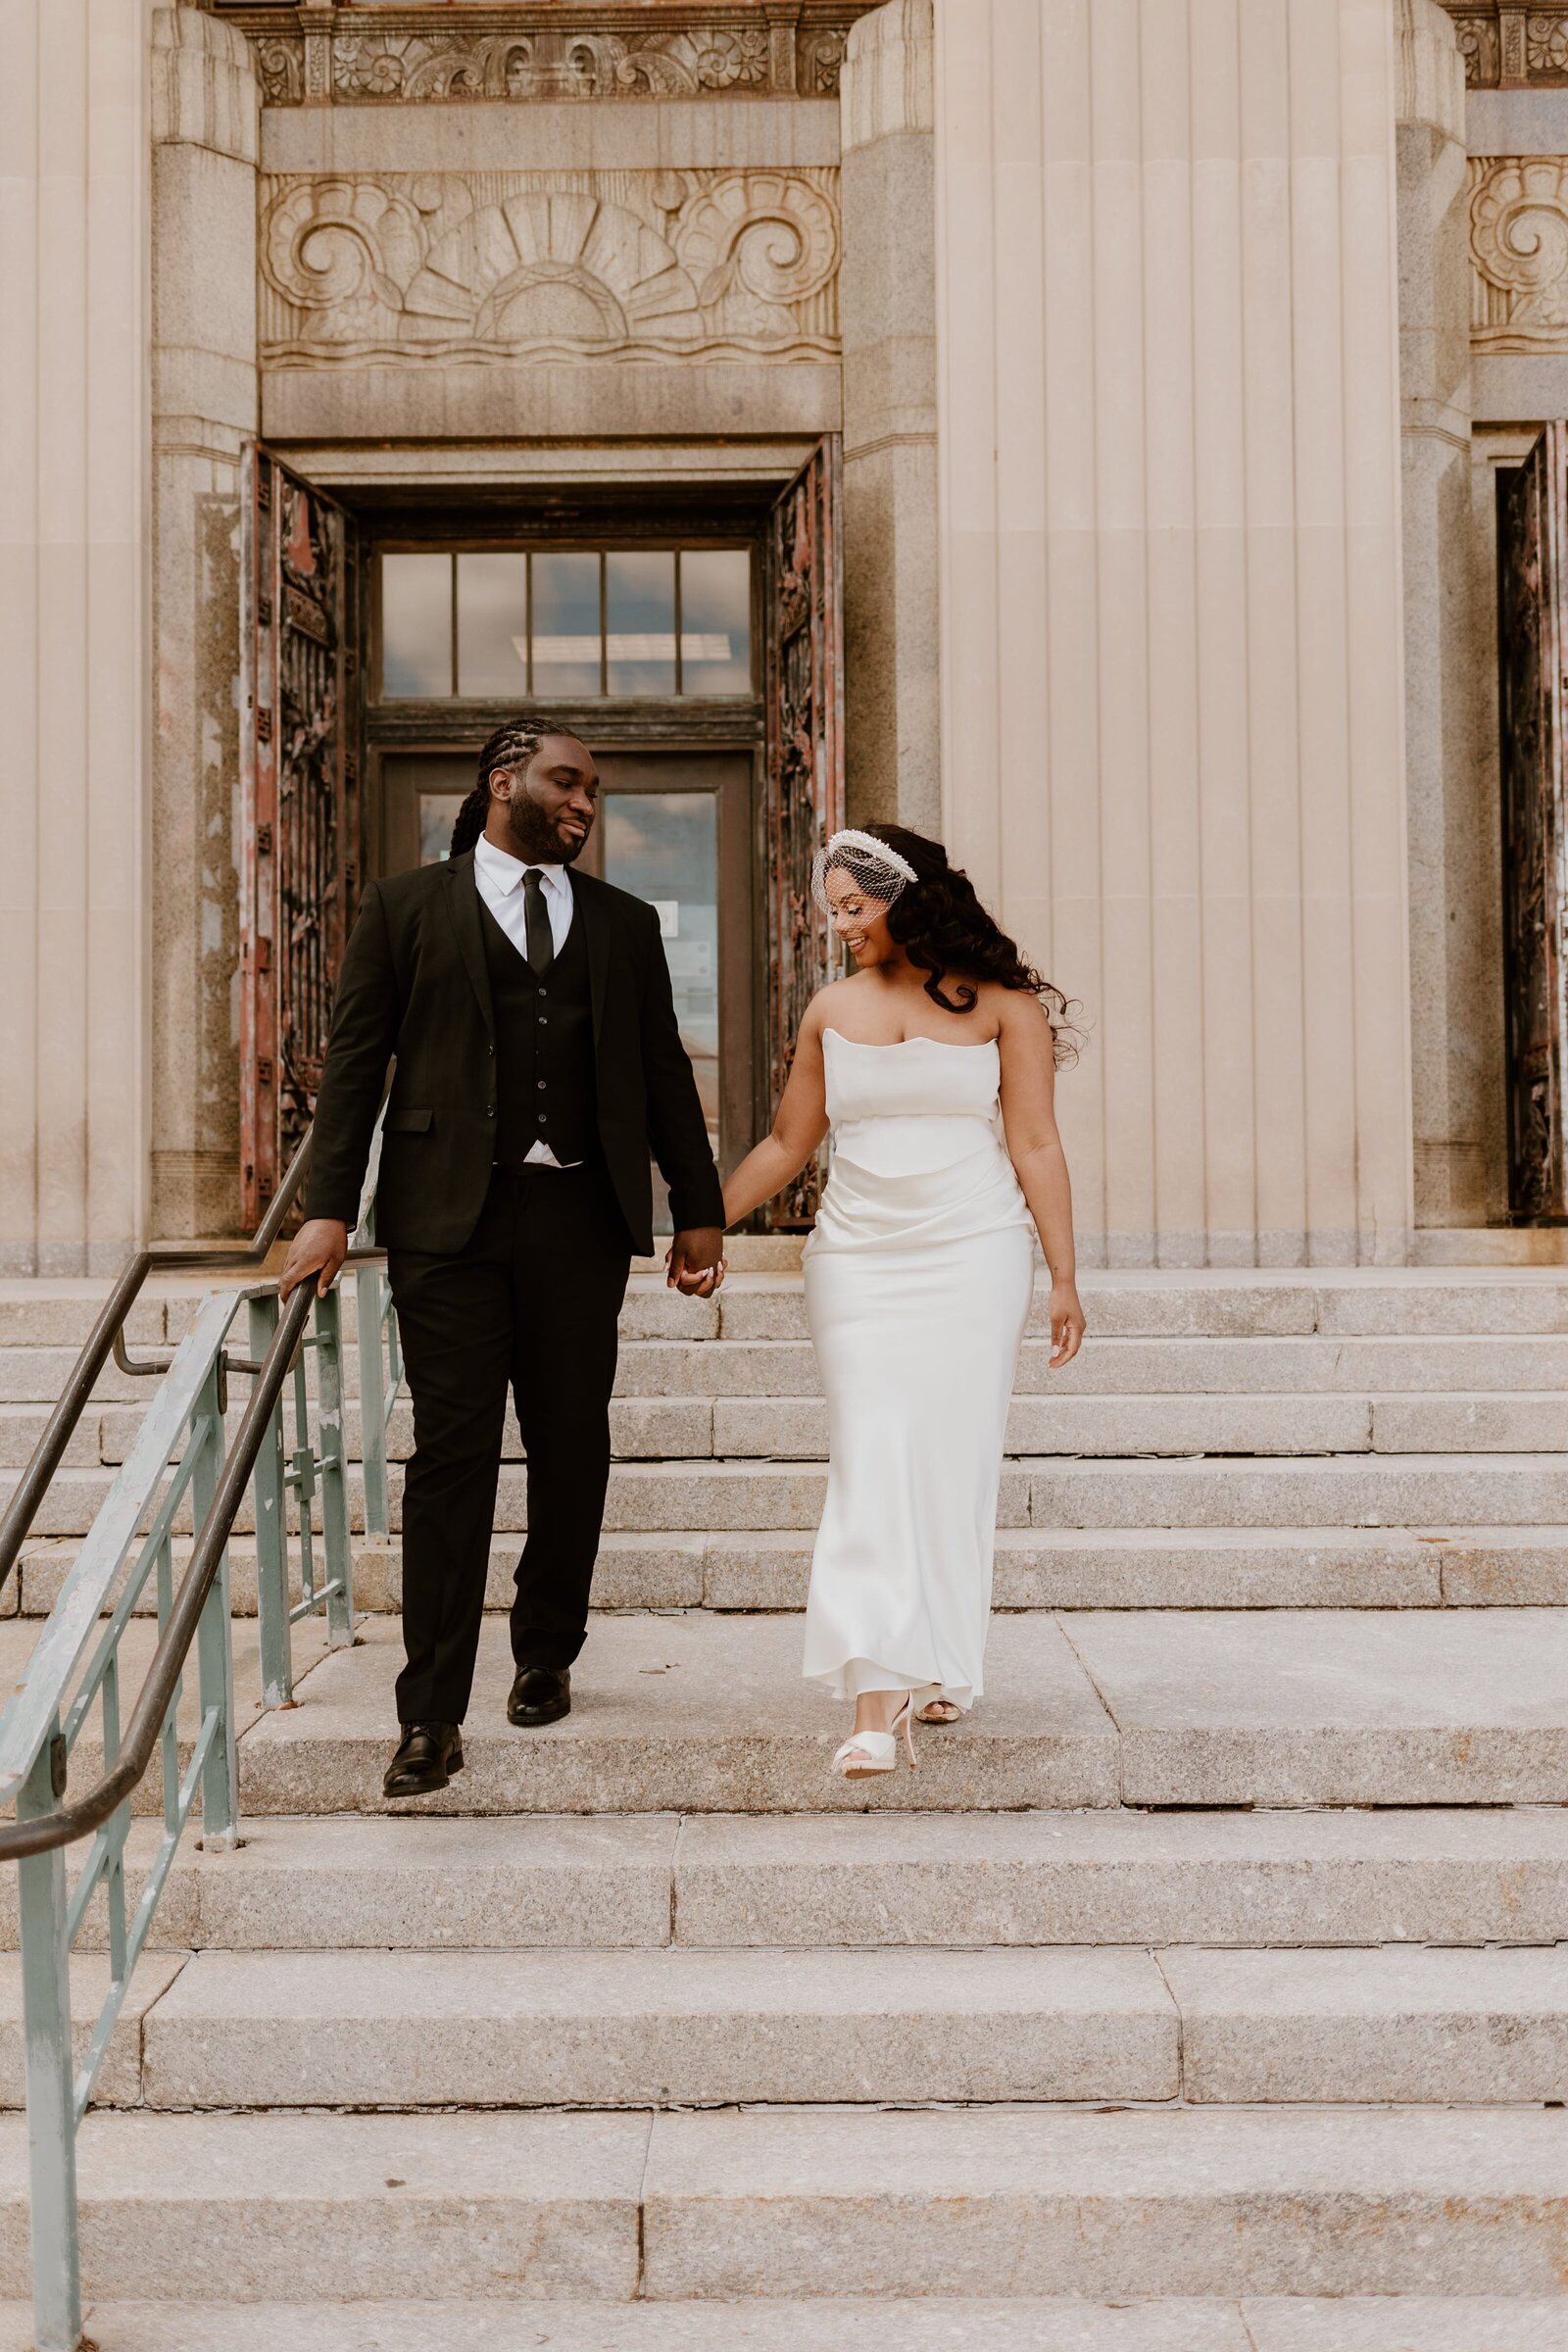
[1066,1606,1568,1805]
[235,1613,1119,1816]
[0,1819,197,1952]
[641,2106,1568,2297]
[142,1945,1176,2110]
[0,2300,1262,2352]
[261,100,842,177]
[1243,2299,1568,2351]
[672,1805,1568,1950]
[0,2110,648,2300]
[1026,1454,1568,1531]
[0,1953,187,2109]
[1373,1396,1568,1451]
[1163,1944,1568,2105]
[190,1814,677,1951]
[262,362,842,447]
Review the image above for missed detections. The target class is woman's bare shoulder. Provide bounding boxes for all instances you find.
[995,984,1056,1039]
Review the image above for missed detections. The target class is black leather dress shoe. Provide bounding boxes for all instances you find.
[383,1721,464,1798]
[508,1664,571,1727]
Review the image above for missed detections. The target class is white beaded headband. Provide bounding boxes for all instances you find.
[821,829,919,886]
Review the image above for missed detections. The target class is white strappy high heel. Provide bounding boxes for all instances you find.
[832,1693,917,1780]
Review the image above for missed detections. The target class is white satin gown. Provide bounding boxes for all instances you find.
[801,1031,1036,1711]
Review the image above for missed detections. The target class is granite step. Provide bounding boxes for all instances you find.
[25,1806,1568,1956]
[4,2107,1563,2301]
[638,2106,1568,2297]
[20,1451,1568,1542]
[24,1523,1567,1622]
[77,1388,1568,1469]
[137,1945,1180,2109]
[23,2304,1566,2352]
[231,1610,1568,1814]
[21,1330,1568,1410]
[35,2301,1567,2352]
[133,1942,1568,2111]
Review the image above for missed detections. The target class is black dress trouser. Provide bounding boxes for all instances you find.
[386,1161,632,1725]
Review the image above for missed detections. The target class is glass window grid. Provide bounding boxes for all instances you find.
[377,547,754,703]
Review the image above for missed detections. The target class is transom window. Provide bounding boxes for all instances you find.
[378,546,753,702]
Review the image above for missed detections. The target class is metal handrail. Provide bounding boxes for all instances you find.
[0,1242,386,1864]
[0,1129,317,1602]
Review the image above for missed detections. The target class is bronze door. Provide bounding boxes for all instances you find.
[239,448,363,1228]
[1498,423,1568,1219]
[762,437,844,1226]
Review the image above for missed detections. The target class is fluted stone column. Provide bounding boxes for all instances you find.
[149,6,259,1239]
[839,0,940,832]
[933,0,1413,1267]
[1397,1,1499,1229]
[0,1,152,1274]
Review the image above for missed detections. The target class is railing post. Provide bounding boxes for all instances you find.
[313,1287,355,1647]
[248,1294,292,1707]
[18,1720,82,2352]
[355,1261,389,1544]
[190,1363,240,1850]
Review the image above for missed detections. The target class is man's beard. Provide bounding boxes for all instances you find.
[503,795,587,865]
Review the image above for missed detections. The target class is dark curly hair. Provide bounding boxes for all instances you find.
[448,717,575,857]
[836,823,1079,1066]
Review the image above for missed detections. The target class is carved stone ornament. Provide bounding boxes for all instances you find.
[1470,157,1568,350]
[232,13,861,106]
[259,169,840,366]
[1440,3,1568,83]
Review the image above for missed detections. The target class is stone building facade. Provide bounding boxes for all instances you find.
[6,0,1568,1272]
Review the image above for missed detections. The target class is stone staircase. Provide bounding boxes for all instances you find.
[2,1259,1568,2346]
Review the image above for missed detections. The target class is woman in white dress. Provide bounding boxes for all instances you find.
[721,826,1085,1778]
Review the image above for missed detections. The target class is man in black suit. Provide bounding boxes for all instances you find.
[279,720,725,1797]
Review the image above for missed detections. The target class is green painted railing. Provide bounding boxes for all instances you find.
[0,1166,399,2352]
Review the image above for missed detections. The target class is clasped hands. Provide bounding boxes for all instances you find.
[666,1226,726,1298]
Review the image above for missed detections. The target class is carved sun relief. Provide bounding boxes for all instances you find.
[1470,157,1568,350]
[259,170,841,366]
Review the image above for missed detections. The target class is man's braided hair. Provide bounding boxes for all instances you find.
[449,717,571,857]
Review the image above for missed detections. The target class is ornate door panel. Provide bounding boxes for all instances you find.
[762,436,844,1226]
[239,449,363,1228]
[1498,423,1568,1221]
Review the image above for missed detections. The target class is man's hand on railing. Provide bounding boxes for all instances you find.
[279,1217,350,1300]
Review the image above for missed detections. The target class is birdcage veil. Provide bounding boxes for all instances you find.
[810,828,920,922]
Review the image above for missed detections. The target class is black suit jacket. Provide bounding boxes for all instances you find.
[304,853,724,1257]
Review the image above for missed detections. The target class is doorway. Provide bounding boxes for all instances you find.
[366,530,761,1201]
[239,449,843,1227]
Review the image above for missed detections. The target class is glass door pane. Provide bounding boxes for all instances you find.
[602,792,720,1206]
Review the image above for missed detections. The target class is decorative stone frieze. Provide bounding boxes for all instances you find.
[258,168,840,367]
[1469,156,1568,350]
[1442,2,1568,84]
[220,8,863,106]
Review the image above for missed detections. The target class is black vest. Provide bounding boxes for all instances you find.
[478,892,598,1172]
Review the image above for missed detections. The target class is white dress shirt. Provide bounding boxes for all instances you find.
[471,833,579,1169]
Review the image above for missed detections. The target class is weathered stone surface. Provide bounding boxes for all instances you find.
[1373,1396,1568,1451]
[141,1946,1177,2109]
[0,2305,1259,2342]
[671,1808,1568,1948]
[711,1394,1376,1459]
[0,2110,647,2301]
[1028,1454,1568,1530]
[1161,1944,1568,2102]
[0,1819,197,1952]
[0,1953,186,2107]
[0,2301,1260,2351]
[640,2106,1568,2297]
[190,1815,678,1950]
[1242,2299,1568,2350]
[235,1614,1118,1816]
[1064,1608,1568,1804]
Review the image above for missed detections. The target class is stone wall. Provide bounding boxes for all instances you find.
[0,0,153,1275]
[933,0,1413,1268]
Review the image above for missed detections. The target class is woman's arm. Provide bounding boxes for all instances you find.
[997,992,1086,1368]
[722,1001,830,1225]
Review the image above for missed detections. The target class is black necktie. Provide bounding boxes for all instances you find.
[522,870,554,975]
